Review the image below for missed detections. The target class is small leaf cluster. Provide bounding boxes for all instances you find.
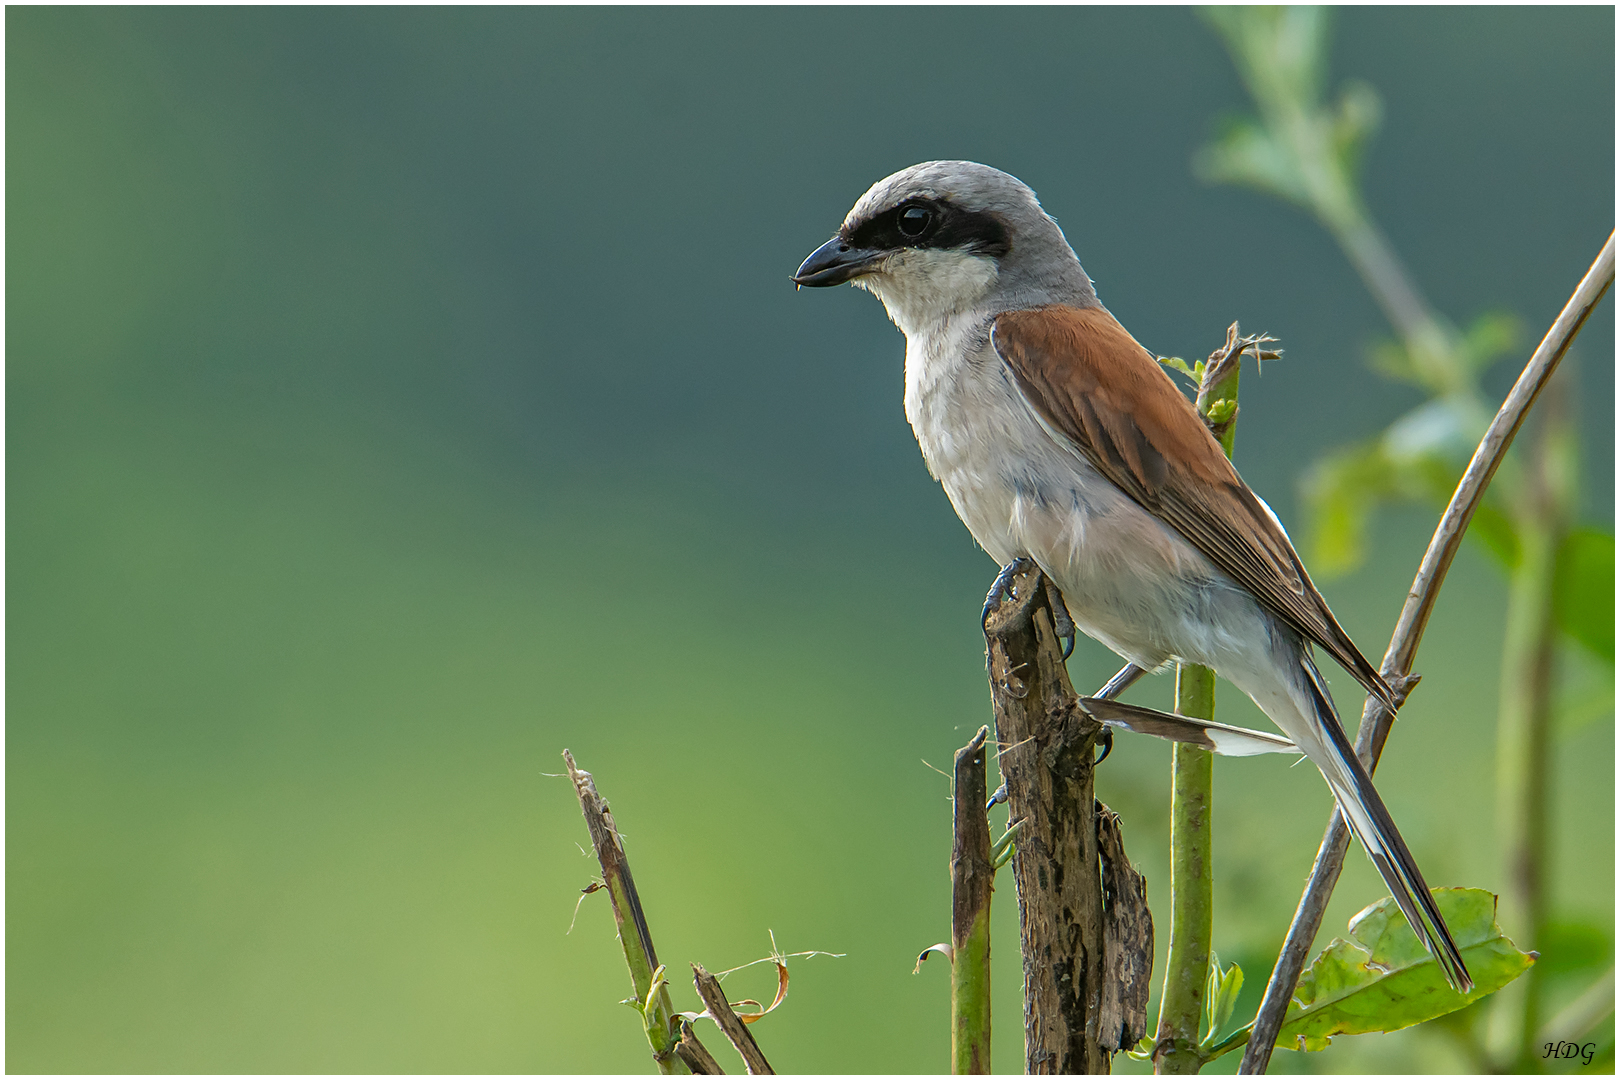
[1193,7,1379,226]
[1202,953,1244,1049]
[1192,7,1615,679]
[1158,355,1203,385]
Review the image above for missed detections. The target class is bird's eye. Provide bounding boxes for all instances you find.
[898,206,933,238]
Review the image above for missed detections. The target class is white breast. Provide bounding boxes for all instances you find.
[900,314,1226,671]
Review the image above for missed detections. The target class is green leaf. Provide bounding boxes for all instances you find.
[1366,336,1423,387]
[1158,354,1199,382]
[1364,313,1517,392]
[1193,114,1309,206]
[1554,527,1615,662]
[1554,646,1615,737]
[1201,6,1332,111]
[1202,953,1244,1046]
[1124,1036,1155,1061]
[1330,79,1383,178]
[1382,397,1476,464]
[1300,440,1395,577]
[1276,888,1535,1052]
[990,819,1023,870]
[1466,501,1522,569]
[1459,311,1523,375]
[1301,392,1530,579]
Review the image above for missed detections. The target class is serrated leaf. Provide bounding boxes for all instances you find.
[1554,527,1615,662]
[1276,888,1534,1052]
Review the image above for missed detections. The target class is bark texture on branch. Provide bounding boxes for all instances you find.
[676,1021,726,1075]
[1097,803,1153,1054]
[692,964,775,1075]
[985,557,1109,1074]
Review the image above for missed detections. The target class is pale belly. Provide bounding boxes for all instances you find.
[907,336,1261,673]
[946,445,1216,668]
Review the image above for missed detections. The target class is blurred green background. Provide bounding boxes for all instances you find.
[7,7,1612,1074]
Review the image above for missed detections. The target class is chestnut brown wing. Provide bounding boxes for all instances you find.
[990,304,1391,706]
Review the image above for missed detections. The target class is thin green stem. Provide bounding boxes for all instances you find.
[1155,675,1217,1074]
[952,907,993,1074]
[1199,15,1611,1073]
[1496,377,1575,1070]
[637,964,689,1075]
[1155,353,1243,1074]
[1203,1022,1254,1063]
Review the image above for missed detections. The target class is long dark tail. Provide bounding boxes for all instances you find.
[1301,657,1473,993]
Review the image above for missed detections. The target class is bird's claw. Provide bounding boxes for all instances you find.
[1044,578,1076,659]
[986,782,1008,811]
[1088,662,1140,767]
[981,557,1037,633]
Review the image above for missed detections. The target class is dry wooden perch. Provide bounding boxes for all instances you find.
[984,557,1111,1073]
[564,750,717,1074]
[692,964,775,1075]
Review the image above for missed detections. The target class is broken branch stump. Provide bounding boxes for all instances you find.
[984,558,1109,1073]
[692,964,775,1075]
[951,725,995,1073]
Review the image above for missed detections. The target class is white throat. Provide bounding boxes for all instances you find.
[856,248,1000,338]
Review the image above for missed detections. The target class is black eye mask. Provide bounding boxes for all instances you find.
[843,198,1011,259]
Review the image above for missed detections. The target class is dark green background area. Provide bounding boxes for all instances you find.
[7,7,1612,1073]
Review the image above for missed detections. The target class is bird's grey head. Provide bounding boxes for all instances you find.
[792,161,1096,336]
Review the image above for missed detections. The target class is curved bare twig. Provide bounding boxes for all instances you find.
[1239,230,1615,1074]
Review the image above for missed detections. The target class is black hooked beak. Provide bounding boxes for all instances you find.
[791,236,886,287]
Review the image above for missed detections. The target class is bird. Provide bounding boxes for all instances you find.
[791,160,1471,993]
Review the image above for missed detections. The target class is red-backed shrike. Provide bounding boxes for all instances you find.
[793,161,1469,992]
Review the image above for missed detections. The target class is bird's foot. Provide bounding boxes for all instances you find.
[1043,578,1076,659]
[1086,663,1143,768]
[981,556,1040,635]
